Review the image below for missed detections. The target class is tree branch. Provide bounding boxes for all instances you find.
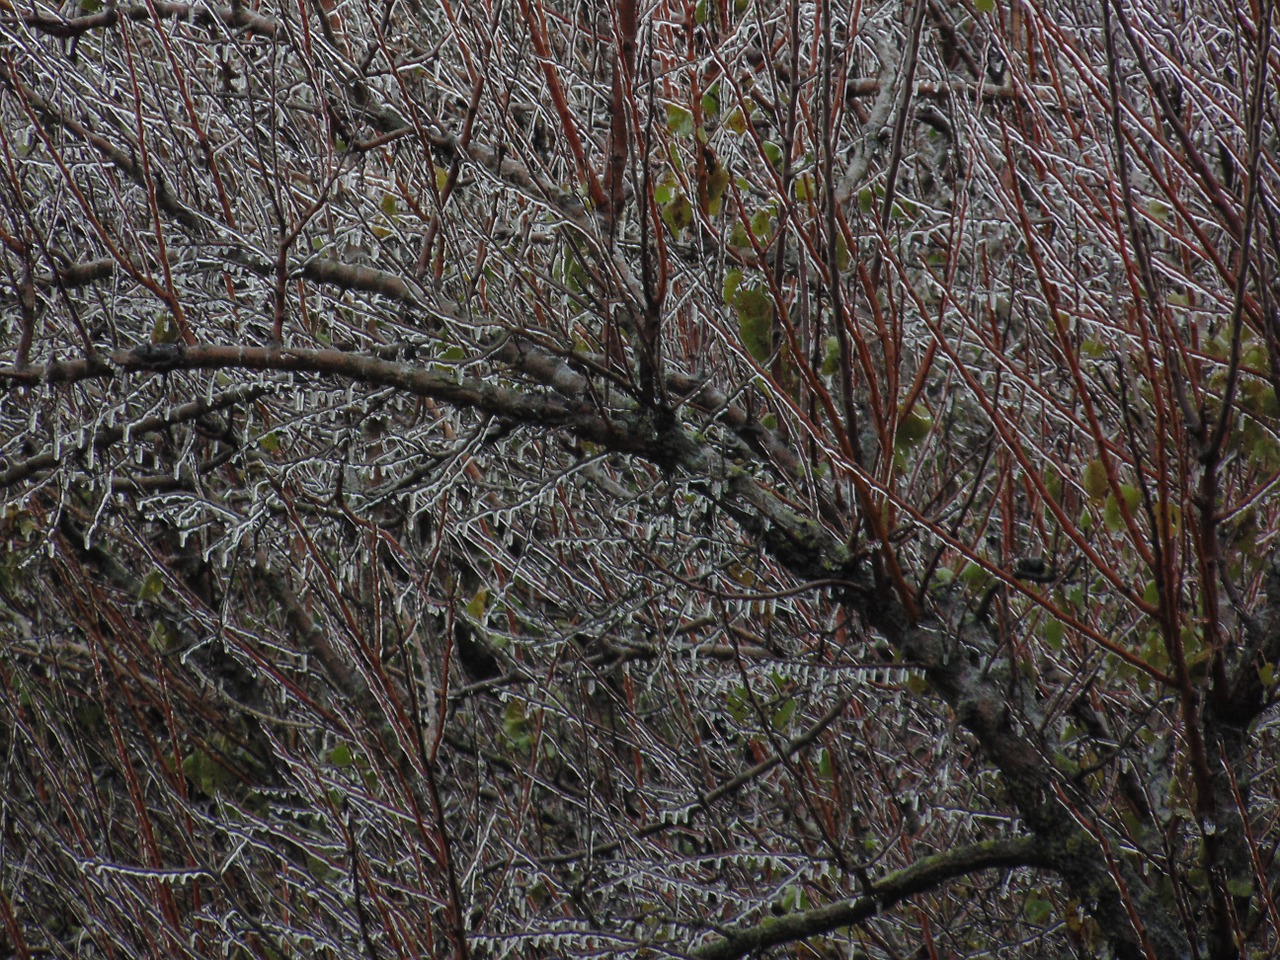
[691,838,1048,960]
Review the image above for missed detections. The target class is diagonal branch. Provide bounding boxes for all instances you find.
[691,838,1048,960]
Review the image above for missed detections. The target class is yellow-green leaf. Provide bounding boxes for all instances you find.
[1083,459,1109,500]
[734,286,774,363]
[895,408,932,449]
[503,701,532,751]
[666,104,695,138]
[150,315,180,344]
[138,569,165,601]
[706,164,730,216]
[330,744,354,767]
[723,268,744,304]
[661,193,694,233]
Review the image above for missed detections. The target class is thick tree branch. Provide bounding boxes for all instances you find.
[691,838,1048,960]
[9,1,284,39]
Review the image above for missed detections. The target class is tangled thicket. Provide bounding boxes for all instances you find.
[1,0,1279,957]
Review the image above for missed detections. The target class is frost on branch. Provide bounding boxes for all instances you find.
[1,0,1278,959]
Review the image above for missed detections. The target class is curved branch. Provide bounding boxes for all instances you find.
[691,838,1048,960]
[11,2,284,40]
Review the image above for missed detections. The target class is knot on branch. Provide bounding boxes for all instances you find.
[129,342,186,372]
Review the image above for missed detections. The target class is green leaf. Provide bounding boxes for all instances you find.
[734,286,774,363]
[330,744,354,767]
[138,569,165,601]
[834,231,851,270]
[821,336,841,376]
[707,164,730,211]
[700,84,720,117]
[466,587,488,620]
[725,686,750,723]
[1044,618,1065,649]
[147,621,176,652]
[666,103,695,138]
[1044,466,1062,502]
[1024,897,1052,924]
[771,698,796,731]
[437,344,466,362]
[1186,645,1214,682]
[183,743,234,796]
[1103,494,1125,532]
[974,0,995,12]
[724,107,749,136]
[661,193,694,233]
[150,314,180,344]
[749,207,774,239]
[259,431,282,453]
[1227,878,1253,898]
[503,701,532,752]
[1083,459,1109,500]
[1103,483,1141,532]
[722,268,744,304]
[1078,507,1093,534]
[894,408,932,450]
[1259,662,1276,689]
[779,885,807,912]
